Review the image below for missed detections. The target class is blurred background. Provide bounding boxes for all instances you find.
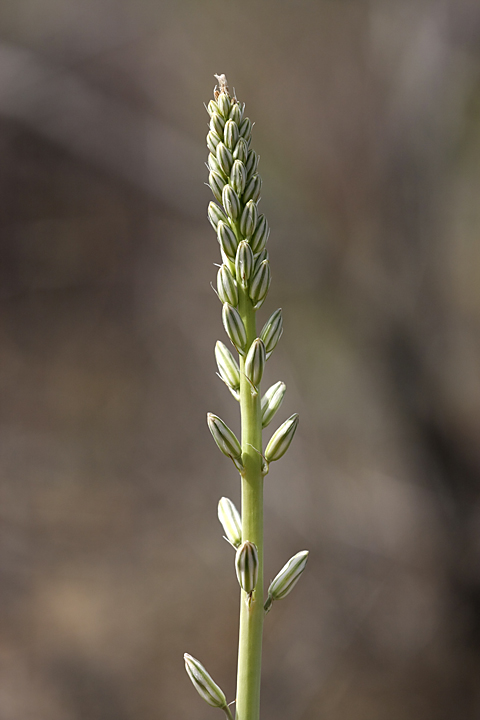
[1,1,480,718]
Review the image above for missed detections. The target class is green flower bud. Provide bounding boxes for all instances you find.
[218,497,242,548]
[216,91,231,119]
[249,260,271,308]
[253,248,269,273]
[265,413,299,462]
[235,541,258,595]
[261,381,286,428]
[235,240,254,288]
[207,99,220,117]
[216,142,233,174]
[207,412,242,464]
[217,221,238,261]
[260,308,283,358]
[208,201,228,231]
[217,264,238,306]
[245,149,259,179]
[206,129,222,154]
[239,200,258,239]
[239,116,252,140]
[243,174,262,204]
[229,103,242,125]
[222,184,240,221]
[250,214,269,254]
[245,338,266,388]
[222,303,247,354]
[209,113,225,138]
[230,160,246,196]
[184,653,228,709]
[224,119,239,151]
[209,170,226,203]
[208,152,225,177]
[215,340,240,398]
[233,137,248,163]
[264,550,309,613]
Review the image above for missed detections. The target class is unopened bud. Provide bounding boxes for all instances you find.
[235,240,254,288]
[230,160,246,196]
[235,541,258,595]
[260,308,283,358]
[206,130,221,154]
[184,653,227,709]
[239,116,252,141]
[233,138,248,163]
[245,338,266,388]
[216,91,231,119]
[264,550,309,613]
[216,142,233,175]
[215,341,240,394]
[224,119,239,151]
[229,103,242,125]
[209,170,226,203]
[265,413,299,462]
[209,113,225,138]
[218,497,242,548]
[207,99,220,117]
[239,200,258,239]
[207,413,242,464]
[250,214,269,254]
[208,202,228,231]
[245,149,259,179]
[208,152,225,177]
[222,184,241,221]
[222,303,247,354]
[261,381,286,428]
[217,221,238,261]
[249,260,271,308]
[217,264,238,306]
[243,174,262,204]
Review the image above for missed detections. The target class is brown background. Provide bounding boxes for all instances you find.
[1,1,480,718]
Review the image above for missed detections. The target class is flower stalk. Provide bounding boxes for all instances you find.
[184,74,308,720]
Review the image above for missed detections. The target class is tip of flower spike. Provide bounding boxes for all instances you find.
[214,74,229,93]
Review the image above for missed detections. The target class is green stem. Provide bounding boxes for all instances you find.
[235,284,264,720]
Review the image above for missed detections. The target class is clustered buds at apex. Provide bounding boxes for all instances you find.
[264,550,309,613]
[222,303,247,354]
[261,381,286,428]
[184,653,228,709]
[261,308,283,358]
[215,341,240,397]
[207,413,243,469]
[265,413,299,462]
[217,265,238,307]
[235,541,259,596]
[218,497,242,548]
[235,241,254,288]
[245,338,266,389]
[216,91,231,118]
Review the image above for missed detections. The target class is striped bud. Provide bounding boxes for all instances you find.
[239,200,258,239]
[229,103,242,125]
[222,184,240,220]
[235,541,259,595]
[206,130,221,154]
[264,550,309,613]
[222,303,247,354]
[217,221,238,261]
[208,152,225,177]
[265,413,299,462]
[233,137,248,163]
[216,142,233,174]
[245,149,259,179]
[184,653,227,709]
[250,214,269,254]
[209,113,225,138]
[207,413,242,464]
[239,116,252,140]
[245,338,266,388]
[224,119,239,151]
[217,91,231,118]
[261,381,286,428]
[208,202,228,231]
[215,341,240,394]
[218,497,242,548]
[217,264,238,306]
[235,240,254,288]
[243,174,262,204]
[260,308,283,358]
[253,248,269,272]
[249,260,271,308]
[208,170,226,203]
[207,99,220,117]
[230,160,246,196]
